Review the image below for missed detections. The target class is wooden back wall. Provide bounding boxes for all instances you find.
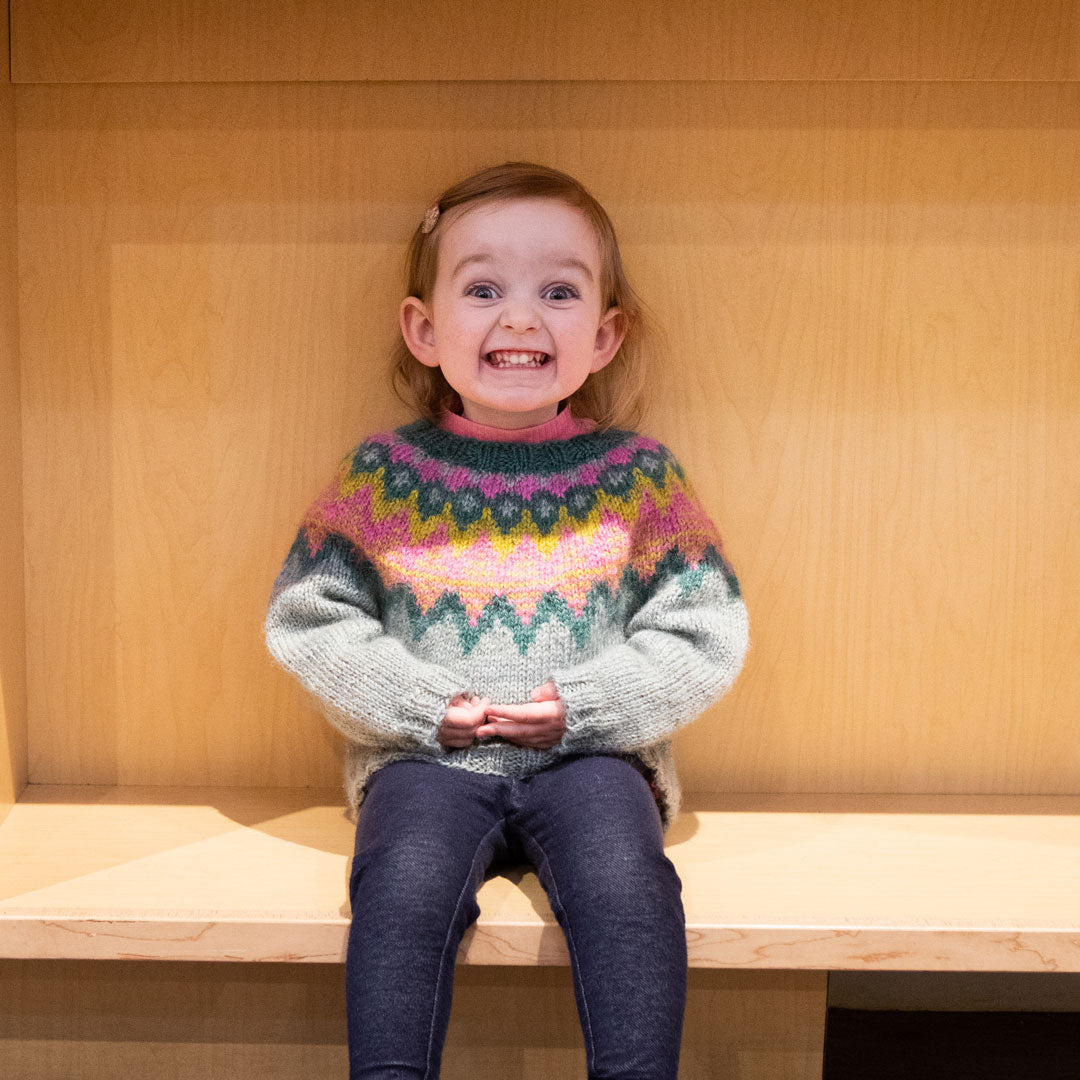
[10,2,1080,795]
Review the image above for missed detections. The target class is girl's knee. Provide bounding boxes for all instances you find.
[526,819,683,915]
[592,837,682,895]
[354,825,466,885]
[350,815,506,922]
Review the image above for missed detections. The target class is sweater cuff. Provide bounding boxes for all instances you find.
[406,665,468,751]
[549,664,610,751]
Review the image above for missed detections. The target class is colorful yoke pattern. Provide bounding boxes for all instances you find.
[264,415,749,833]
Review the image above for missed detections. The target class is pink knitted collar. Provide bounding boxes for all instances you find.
[437,402,597,443]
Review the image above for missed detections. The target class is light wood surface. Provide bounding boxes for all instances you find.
[15,80,1080,796]
[2,786,1079,971]
[10,0,1080,83]
[0,958,826,1080]
[0,0,27,825]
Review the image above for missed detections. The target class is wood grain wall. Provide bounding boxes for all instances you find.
[16,79,1080,795]
[0,0,27,821]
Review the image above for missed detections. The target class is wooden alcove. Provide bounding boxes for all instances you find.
[1,3,1078,1077]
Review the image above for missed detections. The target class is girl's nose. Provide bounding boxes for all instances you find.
[498,299,541,332]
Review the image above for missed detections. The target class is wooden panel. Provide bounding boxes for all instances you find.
[10,0,1080,84]
[4,788,1080,972]
[16,81,1080,794]
[0,0,28,824]
[0,958,826,1079]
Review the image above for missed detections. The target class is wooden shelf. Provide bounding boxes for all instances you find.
[2,786,1079,971]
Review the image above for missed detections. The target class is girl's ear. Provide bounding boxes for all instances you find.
[591,306,628,373]
[400,296,439,367]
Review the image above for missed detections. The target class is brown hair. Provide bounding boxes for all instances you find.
[388,161,665,433]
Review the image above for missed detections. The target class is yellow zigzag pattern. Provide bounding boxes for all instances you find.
[331,460,694,557]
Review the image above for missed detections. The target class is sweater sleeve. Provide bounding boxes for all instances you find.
[548,448,749,755]
[264,461,467,752]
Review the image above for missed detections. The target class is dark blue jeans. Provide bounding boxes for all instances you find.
[345,752,687,1079]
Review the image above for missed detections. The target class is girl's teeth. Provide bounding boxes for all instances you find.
[487,351,548,368]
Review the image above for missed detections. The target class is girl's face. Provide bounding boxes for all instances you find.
[400,197,627,429]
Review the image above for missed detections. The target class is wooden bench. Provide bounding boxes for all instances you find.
[4,786,1079,972]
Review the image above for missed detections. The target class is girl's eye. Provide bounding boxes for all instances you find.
[463,283,580,301]
[546,284,580,301]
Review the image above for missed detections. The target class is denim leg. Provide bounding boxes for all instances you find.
[509,754,688,1080]
[345,759,510,1080]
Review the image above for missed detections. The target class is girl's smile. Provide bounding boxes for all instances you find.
[484,350,551,369]
[399,197,626,429]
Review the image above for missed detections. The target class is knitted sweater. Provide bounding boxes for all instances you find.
[264,403,749,834]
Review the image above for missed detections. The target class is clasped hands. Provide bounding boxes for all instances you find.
[437,680,567,751]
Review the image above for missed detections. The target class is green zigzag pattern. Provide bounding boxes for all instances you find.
[351,540,740,656]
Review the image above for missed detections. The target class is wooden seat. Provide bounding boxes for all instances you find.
[3,786,1079,972]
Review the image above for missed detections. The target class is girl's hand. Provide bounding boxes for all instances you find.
[437,694,490,750]
[475,681,567,750]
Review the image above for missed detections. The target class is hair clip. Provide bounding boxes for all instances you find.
[421,203,441,234]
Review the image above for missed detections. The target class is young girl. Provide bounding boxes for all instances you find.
[264,161,749,1080]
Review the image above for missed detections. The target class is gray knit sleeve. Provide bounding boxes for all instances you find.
[549,456,749,755]
[264,531,466,752]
